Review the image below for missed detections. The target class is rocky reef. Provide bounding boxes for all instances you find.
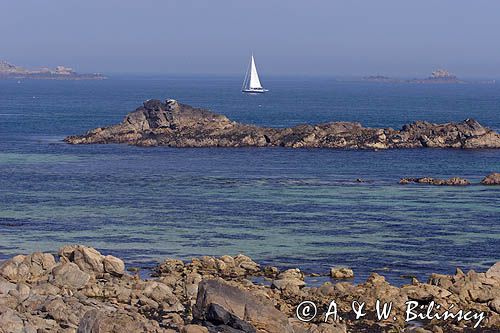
[481,173,500,185]
[64,99,500,149]
[398,173,500,186]
[1,245,499,332]
[399,177,471,186]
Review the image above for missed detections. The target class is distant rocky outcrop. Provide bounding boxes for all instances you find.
[481,173,500,185]
[399,177,471,186]
[399,173,500,186]
[0,60,106,80]
[363,69,495,84]
[65,98,500,149]
[1,245,499,332]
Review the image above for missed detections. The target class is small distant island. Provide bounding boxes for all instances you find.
[0,60,106,80]
[363,69,495,84]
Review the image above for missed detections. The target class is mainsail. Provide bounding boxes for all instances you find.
[248,55,263,89]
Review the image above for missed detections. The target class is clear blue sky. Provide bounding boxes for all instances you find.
[2,0,500,77]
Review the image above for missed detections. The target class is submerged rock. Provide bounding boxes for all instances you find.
[65,99,500,149]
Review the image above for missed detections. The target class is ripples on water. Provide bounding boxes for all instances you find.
[0,78,499,284]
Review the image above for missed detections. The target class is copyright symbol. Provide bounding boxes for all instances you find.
[296,301,317,322]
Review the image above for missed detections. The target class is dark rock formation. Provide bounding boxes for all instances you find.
[65,99,500,149]
[194,279,293,333]
[399,177,471,186]
[481,173,500,185]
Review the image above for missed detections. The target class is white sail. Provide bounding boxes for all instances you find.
[248,55,263,89]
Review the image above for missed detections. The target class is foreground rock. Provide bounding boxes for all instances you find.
[194,279,294,333]
[65,99,500,149]
[1,246,499,332]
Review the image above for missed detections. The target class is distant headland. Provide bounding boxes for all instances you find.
[363,69,495,84]
[65,98,500,149]
[0,60,106,80]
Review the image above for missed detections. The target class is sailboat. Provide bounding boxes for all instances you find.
[242,54,268,93]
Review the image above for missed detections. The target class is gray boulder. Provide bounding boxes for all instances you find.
[194,279,294,333]
[51,263,90,289]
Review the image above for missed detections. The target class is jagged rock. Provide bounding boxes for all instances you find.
[401,283,452,301]
[140,280,184,313]
[60,245,105,274]
[59,245,127,278]
[481,173,500,185]
[41,296,87,327]
[330,267,354,279]
[65,100,500,149]
[155,254,261,279]
[0,252,56,283]
[486,262,500,279]
[234,254,260,274]
[0,308,37,333]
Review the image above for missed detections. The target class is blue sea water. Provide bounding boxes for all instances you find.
[0,76,499,284]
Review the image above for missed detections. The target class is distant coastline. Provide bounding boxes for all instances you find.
[361,69,496,84]
[0,60,106,80]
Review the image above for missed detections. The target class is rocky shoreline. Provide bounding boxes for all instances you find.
[64,99,500,149]
[1,245,499,332]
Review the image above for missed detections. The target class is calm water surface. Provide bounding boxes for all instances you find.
[0,77,499,284]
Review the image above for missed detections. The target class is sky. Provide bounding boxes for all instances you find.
[2,0,500,77]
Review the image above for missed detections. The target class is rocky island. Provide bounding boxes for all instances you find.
[0,245,499,332]
[65,99,500,149]
[363,69,495,84]
[0,60,106,80]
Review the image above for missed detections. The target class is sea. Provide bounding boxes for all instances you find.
[0,76,499,285]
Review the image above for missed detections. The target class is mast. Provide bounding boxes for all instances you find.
[242,56,251,90]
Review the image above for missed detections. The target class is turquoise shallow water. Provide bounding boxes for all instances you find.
[0,77,499,284]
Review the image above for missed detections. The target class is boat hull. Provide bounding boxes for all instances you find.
[242,89,268,94]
